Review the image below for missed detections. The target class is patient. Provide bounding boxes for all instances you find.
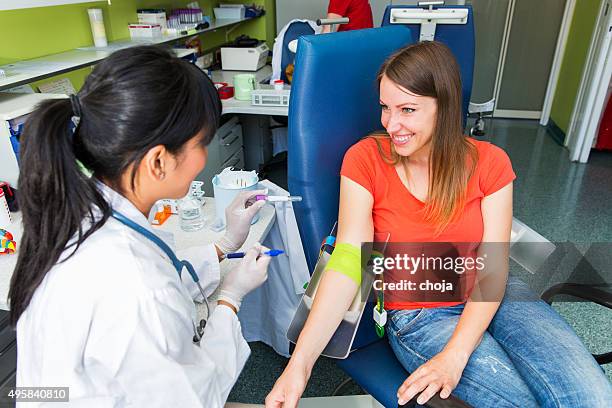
[266,41,612,407]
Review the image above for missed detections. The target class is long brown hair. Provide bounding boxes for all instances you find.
[371,41,477,234]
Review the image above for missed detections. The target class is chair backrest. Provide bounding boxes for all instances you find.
[288,26,414,270]
[280,21,316,83]
[381,4,475,124]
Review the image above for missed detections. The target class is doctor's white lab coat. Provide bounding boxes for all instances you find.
[16,184,250,407]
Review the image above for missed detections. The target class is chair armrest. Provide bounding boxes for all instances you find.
[541,283,612,309]
[423,394,473,408]
[398,393,472,408]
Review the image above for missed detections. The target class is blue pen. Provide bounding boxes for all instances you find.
[223,249,284,259]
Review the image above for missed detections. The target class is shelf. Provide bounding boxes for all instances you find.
[0,17,256,92]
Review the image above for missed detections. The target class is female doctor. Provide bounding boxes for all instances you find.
[9,46,270,407]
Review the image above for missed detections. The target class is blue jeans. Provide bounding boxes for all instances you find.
[387,278,612,407]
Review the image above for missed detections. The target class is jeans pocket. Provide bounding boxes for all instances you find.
[390,308,427,337]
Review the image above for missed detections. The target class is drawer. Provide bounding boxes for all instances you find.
[221,148,245,170]
[219,124,243,162]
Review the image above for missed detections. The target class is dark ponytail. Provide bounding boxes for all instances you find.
[9,46,221,325]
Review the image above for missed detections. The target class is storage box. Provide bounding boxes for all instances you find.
[251,86,291,107]
[214,5,245,20]
[221,42,269,71]
[128,23,162,39]
[137,9,167,29]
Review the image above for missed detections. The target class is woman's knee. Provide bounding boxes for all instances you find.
[543,362,612,407]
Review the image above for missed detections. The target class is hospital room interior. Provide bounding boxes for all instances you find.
[0,0,611,407]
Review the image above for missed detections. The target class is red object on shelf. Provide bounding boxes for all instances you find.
[214,82,234,99]
[218,86,234,100]
[595,96,612,151]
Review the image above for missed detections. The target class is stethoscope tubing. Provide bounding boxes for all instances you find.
[111,210,209,343]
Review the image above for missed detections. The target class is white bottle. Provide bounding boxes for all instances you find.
[88,8,108,48]
[0,189,12,228]
[179,195,204,232]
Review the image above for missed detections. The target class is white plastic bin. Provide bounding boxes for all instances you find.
[213,6,245,19]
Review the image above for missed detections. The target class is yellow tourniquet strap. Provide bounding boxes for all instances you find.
[325,242,362,285]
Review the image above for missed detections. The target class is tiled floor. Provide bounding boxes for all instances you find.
[230,119,612,404]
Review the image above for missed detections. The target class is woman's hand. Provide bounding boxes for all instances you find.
[265,360,311,408]
[216,190,266,255]
[397,348,469,406]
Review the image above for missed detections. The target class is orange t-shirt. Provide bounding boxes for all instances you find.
[340,137,516,309]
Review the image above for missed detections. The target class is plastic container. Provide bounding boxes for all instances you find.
[87,8,108,48]
[211,168,259,229]
[137,9,167,29]
[179,195,205,232]
[128,23,163,39]
[273,79,284,91]
[214,6,245,20]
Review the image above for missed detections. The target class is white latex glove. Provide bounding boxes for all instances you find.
[215,189,267,255]
[218,243,272,311]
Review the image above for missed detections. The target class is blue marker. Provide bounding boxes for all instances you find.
[223,249,284,259]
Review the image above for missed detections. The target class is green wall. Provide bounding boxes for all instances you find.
[0,0,276,91]
[549,0,601,134]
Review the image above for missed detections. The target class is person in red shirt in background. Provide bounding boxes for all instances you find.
[321,0,374,33]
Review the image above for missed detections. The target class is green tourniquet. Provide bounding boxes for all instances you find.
[325,242,362,285]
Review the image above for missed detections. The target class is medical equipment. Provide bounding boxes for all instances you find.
[255,195,301,202]
[152,204,173,226]
[128,23,163,39]
[211,168,259,230]
[287,223,390,359]
[111,210,209,344]
[222,249,284,259]
[273,80,285,91]
[214,4,245,19]
[220,42,269,71]
[150,181,205,227]
[179,195,205,232]
[389,1,468,42]
[251,85,291,108]
[137,9,167,29]
[214,82,234,99]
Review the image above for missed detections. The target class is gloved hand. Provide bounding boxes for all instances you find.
[215,189,267,255]
[218,243,272,311]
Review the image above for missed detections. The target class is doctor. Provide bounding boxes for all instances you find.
[9,46,270,407]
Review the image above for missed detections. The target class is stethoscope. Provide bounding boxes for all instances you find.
[111,210,209,344]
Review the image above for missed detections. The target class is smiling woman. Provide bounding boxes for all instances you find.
[371,41,477,233]
[266,40,612,408]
